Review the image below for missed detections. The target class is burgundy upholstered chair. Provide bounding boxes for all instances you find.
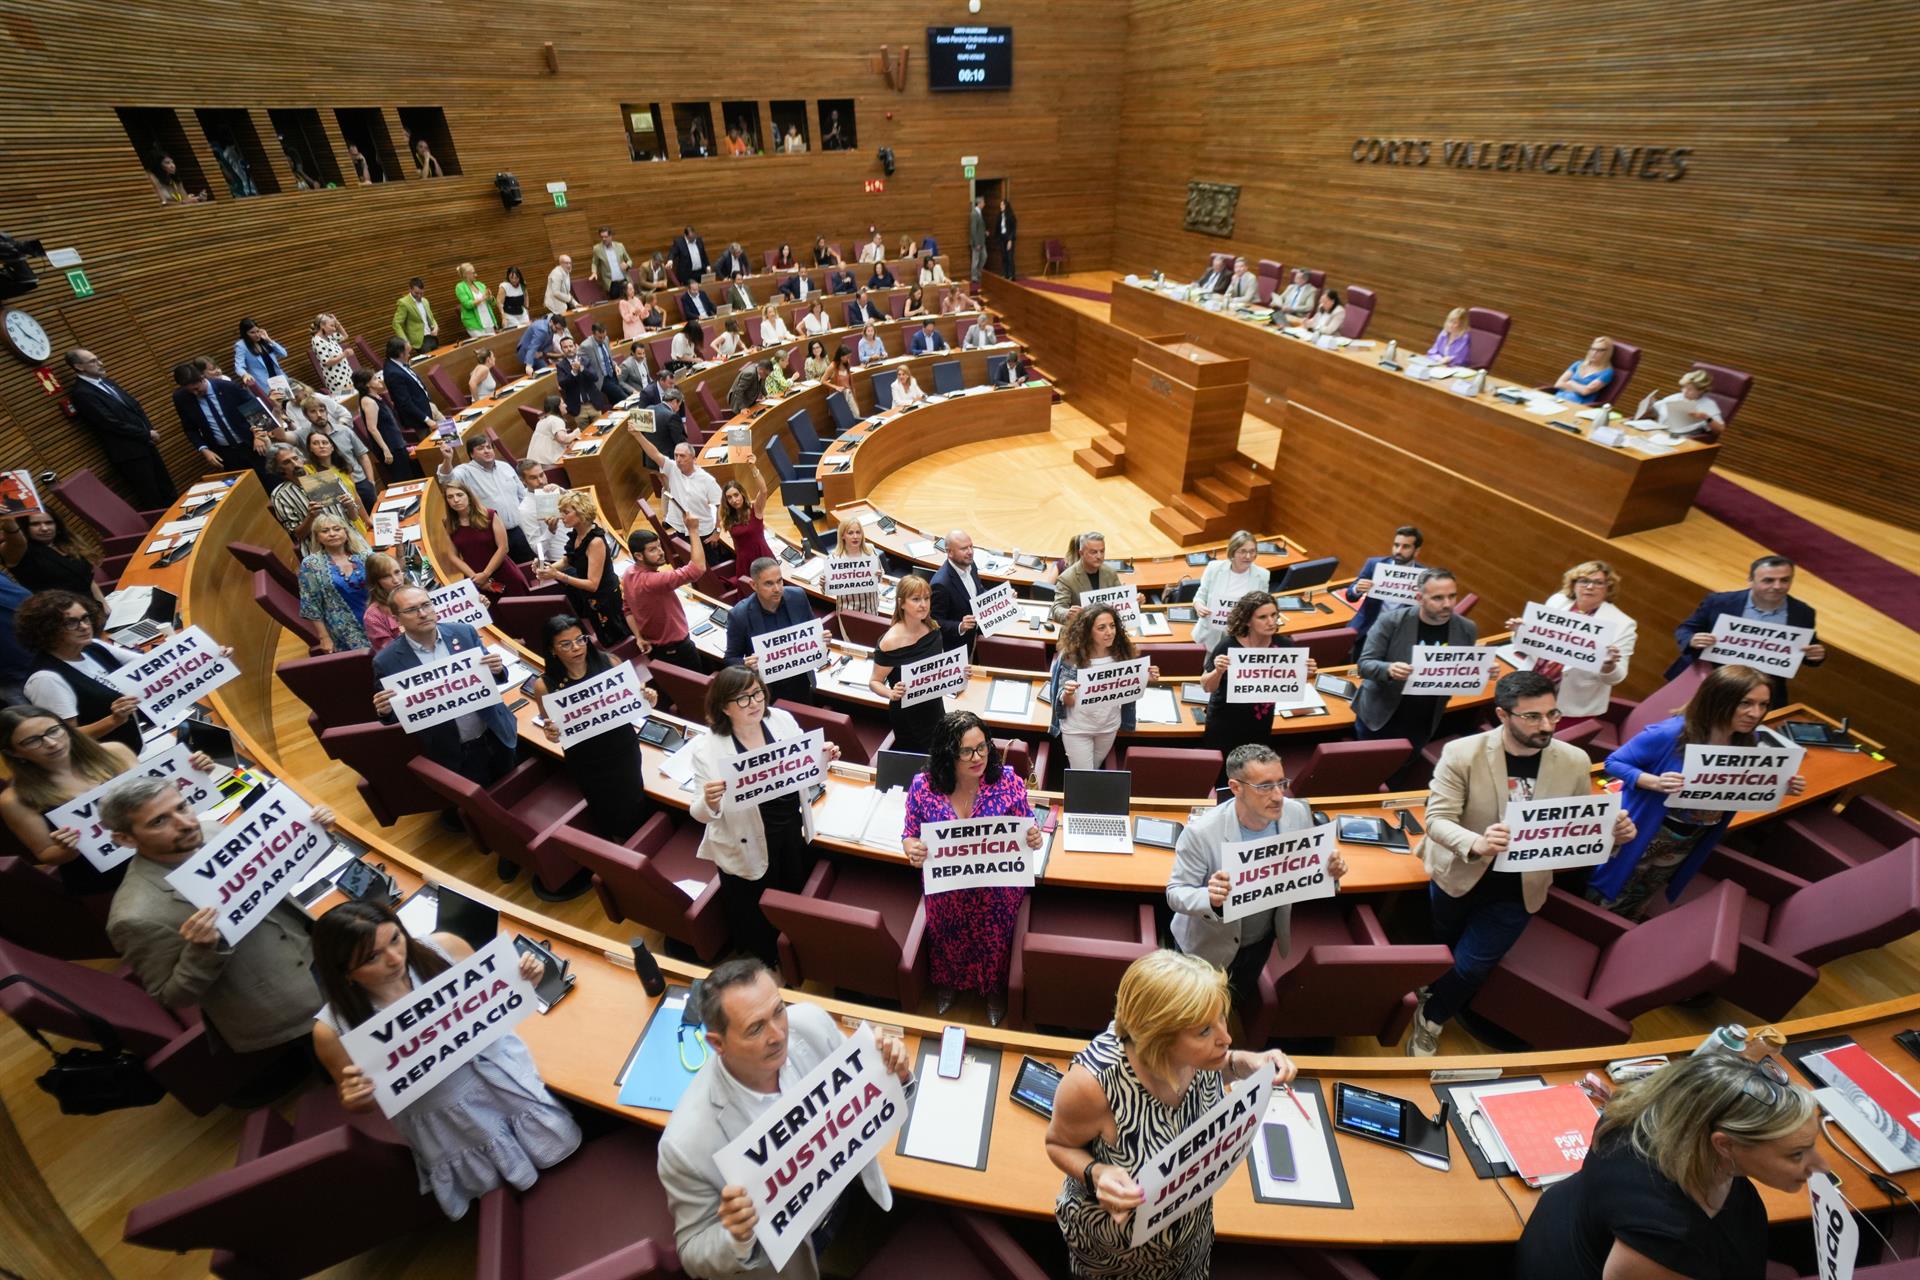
[852,1205,1052,1278]
[994,736,1052,790]
[250,569,322,650]
[697,381,728,429]
[428,365,470,412]
[1617,661,1712,743]
[1339,286,1375,340]
[543,813,728,962]
[1291,626,1358,671]
[410,757,592,899]
[54,468,169,554]
[1673,840,1920,1020]
[572,277,609,307]
[0,856,114,959]
[517,404,542,433]
[1453,591,1479,617]
[1755,795,1920,882]
[227,541,298,601]
[758,859,929,1010]
[126,1089,438,1277]
[1008,888,1156,1032]
[776,698,887,766]
[1243,900,1454,1047]
[1596,340,1642,407]
[1471,882,1745,1049]
[1465,308,1512,372]
[1690,361,1755,425]
[648,661,714,721]
[1286,740,1412,799]
[973,635,1050,673]
[352,336,382,370]
[1042,239,1069,276]
[647,336,675,371]
[1121,746,1222,800]
[320,721,449,825]
[1149,642,1209,677]
[276,648,377,751]
[835,609,889,648]
[490,593,573,649]
[476,1125,680,1280]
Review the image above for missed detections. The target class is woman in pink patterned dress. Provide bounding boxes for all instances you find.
[901,711,1044,1026]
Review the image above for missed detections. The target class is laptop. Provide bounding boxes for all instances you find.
[1061,768,1134,854]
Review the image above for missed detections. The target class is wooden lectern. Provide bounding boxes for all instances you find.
[1111,332,1269,546]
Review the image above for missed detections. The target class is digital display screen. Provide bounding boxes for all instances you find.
[1337,1086,1404,1140]
[927,26,1013,91]
[1011,1057,1061,1115]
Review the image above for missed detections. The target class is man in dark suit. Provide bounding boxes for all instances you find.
[64,349,176,510]
[636,369,687,452]
[381,337,435,439]
[714,241,751,280]
[553,335,608,416]
[679,281,715,322]
[1666,555,1825,701]
[909,318,950,356]
[776,270,815,303]
[827,270,858,295]
[848,289,886,326]
[578,323,624,406]
[170,362,264,475]
[1344,524,1424,658]
[370,585,519,819]
[1353,568,1478,775]
[670,225,709,284]
[929,529,984,648]
[997,198,1018,278]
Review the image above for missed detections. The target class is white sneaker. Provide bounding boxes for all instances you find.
[1407,993,1441,1057]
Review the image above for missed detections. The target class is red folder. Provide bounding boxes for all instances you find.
[1820,1045,1920,1143]
[1479,1084,1600,1185]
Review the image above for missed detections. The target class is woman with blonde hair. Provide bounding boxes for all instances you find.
[757,301,796,346]
[1554,335,1618,405]
[359,552,406,653]
[892,363,926,407]
[309,313,356,397]
[1506,560,1636,721]
[1048,950,1295,1279]
[467,348,500,403]
[868,575,974,752]
[826,516,883,617]
[1425,307,1471,366]
[1652,369,1727,439]
[1517,1051,1826,1278]
[455,262,495,337]
[536,490,628,642]
[443,479,529,596]
[297,512,372,653]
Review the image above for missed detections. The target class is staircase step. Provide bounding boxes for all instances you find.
[1090,432,1124,462]
[1172,490,1225,526]
[1149,506,1208,545]
[1074,447,1122,478]
[1214,457,1266,492]
[1193,475,1246,510]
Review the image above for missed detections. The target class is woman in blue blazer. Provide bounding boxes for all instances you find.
[232,318,289,392]
[1590,664,1803,919]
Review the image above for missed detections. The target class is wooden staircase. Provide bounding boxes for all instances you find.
[1074,423,1127,478]
[1150,455,1271,545]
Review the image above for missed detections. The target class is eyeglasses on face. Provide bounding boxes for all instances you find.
[1239,779,1286,794]
[956,742,991,759]
[1509,709,1565,726]
[396,603,435,617]
[12,724,68,751]
[553,636,589,650]
[60,613,93,630]
[1571,577,1609,589]
[729,688,767,709]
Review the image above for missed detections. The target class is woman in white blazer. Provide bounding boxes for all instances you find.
[691,665,839,963]
[1509,560,1638,720]
[1190,530,1266,652]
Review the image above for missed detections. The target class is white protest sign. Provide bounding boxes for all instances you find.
[1080,584,1141,630]
[752,619,830,683]
[1076,657,1151,709]
[921,816,1034,894]
[970,581,1023,637]
[1226,648,1312,706]
[1208,590,1255,628]
[1221,824,1338,922]
[381,650,499,733]
[164,781,332,944]
[1494,792,1621,872]
[1808,1172,1859,1280]
[1404,645,1499,696]
[547,662,649,750]
[899,646,968,709]
[105,625,240,733]
[335,935,537,1118]
[1702,614,1813,680]
[372,510,400,547]
[1130,1062,1275,1249]
[823,557,880,600]
[1515,601,1614,675]
[721,728,828,808]
[427,577,492,631]
[713,1023,909,1271]
[48,743,226,873]
[1367,561,1425,607]
[1674,743,1805,812]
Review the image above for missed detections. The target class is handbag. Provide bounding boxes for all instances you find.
[0,974,167,1115]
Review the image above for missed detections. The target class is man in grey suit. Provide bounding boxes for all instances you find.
[1352,568,1477,769]
[1224,257,1258,303]
[968,195,988,284]
[1049,531,1122,624]
[659,959,915,1279]
[104,774,337,1054]
[1167,745,1348,1005]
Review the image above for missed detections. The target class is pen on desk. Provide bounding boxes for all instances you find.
[1283,1083,1312,1124]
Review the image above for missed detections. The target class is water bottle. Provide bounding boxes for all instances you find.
[1468,369,1487,397]
[1382,339,1398,366]
[1695,1023,1750,1057]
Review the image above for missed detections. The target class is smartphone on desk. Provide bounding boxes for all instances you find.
[938,1025,966,1079]
[1261,1123,1297,1181]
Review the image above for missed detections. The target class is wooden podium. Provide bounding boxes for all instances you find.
[1074,331,1269,545]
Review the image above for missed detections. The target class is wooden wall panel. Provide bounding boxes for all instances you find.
[0,1,1122,507]
[1112,0,1920,530]
[980,273,1137,428]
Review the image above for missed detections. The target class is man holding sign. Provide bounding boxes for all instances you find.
[103,773,338,1055]
[727,559,821,707]
[659,958,914,1280]
[1342,523,1424,656]
[1168,745,1347,1007]
[1407,671,1635,1057]
[1667,555,1824,702]
[1354,568,1478,772]
[372,586,519,809]
[1050,531,1123,625]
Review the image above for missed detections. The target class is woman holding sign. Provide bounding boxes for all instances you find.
[535,491,629,644]
[901,711,1040,1024]
[1189,531,1262,653]
[826,516,883,616]
[692,666,839,965]
[1198,592,1316,761]
[868,575,975,753]
[295,514,372,654]
[17,590,147,753]
[531,613,655,842]
[443,480,530,597]
[1592,665,1805,919]
[1049,604,1159,771]
[1047,950,1295,1279]
[310,901,582,1219]
[1508,560,1636,721]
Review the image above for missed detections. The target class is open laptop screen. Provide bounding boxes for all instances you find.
[1064,768,1131,816]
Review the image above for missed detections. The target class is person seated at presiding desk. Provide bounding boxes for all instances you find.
[1191,255,1231,294]
[1343,523,1425,656]
[1553,335,1617,404]
[1047,950,1296,1280]
[544,254,578,315]
[867,575,975,754]
[297,513,373,654]
[102,773,339,1058]
[1506,559,1635,722]
[995,348,1031,387]
[725,559,818,707]
[1589,664,1804,921]
[311,901,582,1221]
[381,337,437,439]
[1306,289,1345,337]
[1223,256,1257,303]
[1427,307,1472,365]
[901,712,1042,1025]
[438,434,536,564]
[1644,369,1727,439]
[856,322,887,364]
[658,958,911,1280]
[516,311,567,373]
[1050,530,1121,625]
[1274,268,1318,324]
[171,360,266,475]
[1049,603,1158,772]
[1353,568,1477,765]
[370,585,519,809]
[1407,670,1636,1056]
[1168,744,1350,1009]
[622,529,706,671]
[1666,554,1823,703]
[530,613,656,841]
[1515,1051,1826,1280]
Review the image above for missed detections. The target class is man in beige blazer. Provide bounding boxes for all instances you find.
[1407,670,1635,1056]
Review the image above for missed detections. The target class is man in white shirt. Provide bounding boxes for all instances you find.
[515,459,569,563]
[544,255,578,314]
[928,529,984,638]
[961,319,998,350]
[437,435,534,563]
[630,436,725,558]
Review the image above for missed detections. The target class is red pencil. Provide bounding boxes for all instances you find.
[1283,1083,1312,1124]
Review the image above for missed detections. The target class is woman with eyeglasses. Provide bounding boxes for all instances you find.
[310,900,582,1220]
[1189,530,1262,654]
[868,574,975,754]
[529,613,657,843]
[691,666,841,964]
[295,513,372,654]
[900,712,1042,1025]
[1516,1050,1826,1279]
[16,590,147,752]
[1589,664,1807,920]
[1554,335,1617,405]
[0,704,217,896]
[1506,560,1636,722]
[1197,592,1318,763]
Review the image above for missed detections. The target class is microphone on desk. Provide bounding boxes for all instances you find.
[629,937,666,997]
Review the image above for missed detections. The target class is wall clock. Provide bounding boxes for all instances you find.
[2,308,51,364]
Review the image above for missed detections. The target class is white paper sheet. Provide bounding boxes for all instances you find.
[376,496,416,513]
[899,1050,993,1168]
[1136,686,1181,724]
[985,679,1034,716]
[1251,1087,1344,1205]
[813,785,882,843]
[395,889,439,938]
[673,877,706,900]
[658,740,699,787]
[157,516,209,535]
[859,787,911,850]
